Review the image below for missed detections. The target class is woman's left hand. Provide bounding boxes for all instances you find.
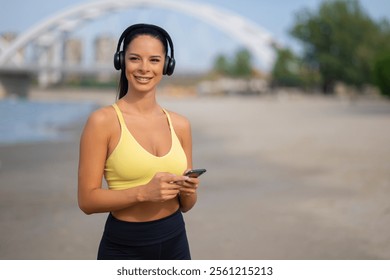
[177,177,199,197]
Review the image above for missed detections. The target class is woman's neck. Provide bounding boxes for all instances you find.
[120,89,161,115]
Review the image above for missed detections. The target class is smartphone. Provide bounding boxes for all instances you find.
[184,168,207,178]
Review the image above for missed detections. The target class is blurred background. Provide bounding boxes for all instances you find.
[0,0,389,259]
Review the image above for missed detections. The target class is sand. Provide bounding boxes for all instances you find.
[1,88,390,259]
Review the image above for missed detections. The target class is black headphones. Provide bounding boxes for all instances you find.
[113,23,175,76]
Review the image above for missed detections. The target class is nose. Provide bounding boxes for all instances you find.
[138,59,150,72]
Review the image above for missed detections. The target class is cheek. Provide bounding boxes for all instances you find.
[124,60,136,72]
[153,62,165,75]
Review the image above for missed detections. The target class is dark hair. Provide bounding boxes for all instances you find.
[117,26,168,99]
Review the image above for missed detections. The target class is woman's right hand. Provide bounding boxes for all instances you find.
[139,173,189,203]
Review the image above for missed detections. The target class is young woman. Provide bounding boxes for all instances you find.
[78,24,200,260]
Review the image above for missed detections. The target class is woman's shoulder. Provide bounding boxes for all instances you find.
[85,104,117,129]
[165,110,192,143]
[166,110,191,130]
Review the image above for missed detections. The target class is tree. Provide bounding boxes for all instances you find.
[272,47,322,89]
[212,48,254,78]
[232,49,253,77]
[272,47,303,87]
[213,54,230,76]
[373,52,390,97]
[290,0,390,93]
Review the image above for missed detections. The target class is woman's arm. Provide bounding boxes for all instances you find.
[170,112,199,213]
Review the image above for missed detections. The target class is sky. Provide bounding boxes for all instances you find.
[0,0,389,72]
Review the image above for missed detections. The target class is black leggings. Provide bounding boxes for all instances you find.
[97,210,191,260]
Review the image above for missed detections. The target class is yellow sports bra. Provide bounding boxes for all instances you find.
[104,104,188,190]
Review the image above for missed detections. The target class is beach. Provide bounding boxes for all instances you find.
[1,89,390,259]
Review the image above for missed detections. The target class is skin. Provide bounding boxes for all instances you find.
[78,35,199,222]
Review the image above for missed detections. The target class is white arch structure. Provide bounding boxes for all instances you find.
[0,0,276,70]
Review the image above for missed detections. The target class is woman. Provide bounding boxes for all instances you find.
[78,24,200,260]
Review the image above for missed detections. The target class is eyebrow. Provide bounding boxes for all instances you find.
[128,53,162,58]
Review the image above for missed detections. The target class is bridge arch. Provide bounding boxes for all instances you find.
[0,0,276,70]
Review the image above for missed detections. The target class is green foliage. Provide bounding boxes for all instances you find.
[64,78,117,88]
[289,0,390,93]
[271,47,321,89]
[373,52,390,97]
[232,49,253,77]
[214,55,230,76]
[212,48,254,78]
[272,47,303,87]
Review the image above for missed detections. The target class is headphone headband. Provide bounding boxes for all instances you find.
[113,23,175,75]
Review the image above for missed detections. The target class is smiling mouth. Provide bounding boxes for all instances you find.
[135,76,152,83]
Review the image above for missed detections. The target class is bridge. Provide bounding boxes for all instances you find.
[0,0,276,98]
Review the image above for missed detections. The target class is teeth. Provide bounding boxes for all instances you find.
[136,77,151,82]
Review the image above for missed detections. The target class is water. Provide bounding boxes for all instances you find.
[0,98,98,145]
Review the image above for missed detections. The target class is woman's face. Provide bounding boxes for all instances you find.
[124,35,165,94]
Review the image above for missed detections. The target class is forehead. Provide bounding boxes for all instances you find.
[126,35,165,54]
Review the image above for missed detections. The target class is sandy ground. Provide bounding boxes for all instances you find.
[1,88,390,260]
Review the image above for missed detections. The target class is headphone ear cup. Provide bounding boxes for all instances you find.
[164,56,175,76]
[113,51,124,71]
[163,56,169,75]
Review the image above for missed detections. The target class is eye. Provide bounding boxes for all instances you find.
[129,56,140,61]
[151,58,161,63]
